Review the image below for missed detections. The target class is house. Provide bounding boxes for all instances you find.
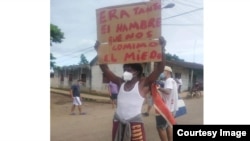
[50,64,91,92]
[165,60,203,91]
[89,57,203,93]
[50,58,203,94]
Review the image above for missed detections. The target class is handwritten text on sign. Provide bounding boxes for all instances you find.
[96,1,162,64]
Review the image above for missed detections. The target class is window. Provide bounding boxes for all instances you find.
[68,73,73,81]
[81,73,86,82]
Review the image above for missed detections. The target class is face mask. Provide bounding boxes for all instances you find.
[159,73,165,80]
[123,71,133,81]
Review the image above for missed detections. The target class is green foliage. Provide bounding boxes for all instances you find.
[50,23,65,69]
[50,53,56,69]
[79,54,89,65]
[165,53,185,62]
[50,24,65,45]
[50,53,56,60]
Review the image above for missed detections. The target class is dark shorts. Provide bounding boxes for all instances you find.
[110,93,118,100]
[155,115,169,129]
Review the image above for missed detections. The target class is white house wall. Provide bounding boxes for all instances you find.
[91,64,123,94]
[51,62,202,94]
[50,70,90,92]
[50,75,60,88]
[91,63,193,93]
[180,70,189,92]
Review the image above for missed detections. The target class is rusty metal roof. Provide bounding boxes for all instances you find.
[166,60,203,70]
[90,56,203,70]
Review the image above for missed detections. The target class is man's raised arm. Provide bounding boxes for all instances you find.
[94,41,122,86]
[145,36,166,85]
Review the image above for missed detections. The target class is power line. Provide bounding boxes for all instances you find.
[162,23,202,26]
[51,45,84,54]
[53,46,93,58]
[52,48,88,58]
[56,47,95,64]
[162,7,203,20]
[56,54,83,65]
[174,0,199,9]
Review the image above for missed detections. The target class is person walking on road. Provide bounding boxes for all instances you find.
[108,81,119,109]
[175,75,182,94]
[69,79,86,115]
[142,92,153,117]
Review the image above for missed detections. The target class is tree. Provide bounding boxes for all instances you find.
[79,54,89,65]
[50,23,65,69]
[50,53,56,69]
[165,53,185,62]
[50,24,65,45]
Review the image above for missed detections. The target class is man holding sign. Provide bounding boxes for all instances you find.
[94,36,166,141]
[95,1,167,140]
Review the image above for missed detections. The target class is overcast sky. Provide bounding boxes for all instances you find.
[50,0,203,66]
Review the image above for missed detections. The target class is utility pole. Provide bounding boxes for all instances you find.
[193,40,197,63]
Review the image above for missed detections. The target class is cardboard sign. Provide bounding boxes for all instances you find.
[96,0,162,64]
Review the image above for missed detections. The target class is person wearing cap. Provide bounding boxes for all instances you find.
[94,36,166,141]
[156,66,178,141]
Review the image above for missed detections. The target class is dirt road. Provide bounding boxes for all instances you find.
[51,92,203,141]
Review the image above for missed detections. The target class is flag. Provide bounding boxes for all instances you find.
[151,83,176,127]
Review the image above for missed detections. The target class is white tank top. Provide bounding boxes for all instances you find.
[116,81,144,120]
